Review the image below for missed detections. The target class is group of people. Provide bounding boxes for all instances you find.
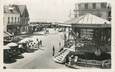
[65,54,78,68]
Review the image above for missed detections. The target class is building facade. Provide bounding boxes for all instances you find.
[3,4,29,35]
[74,2,111,21]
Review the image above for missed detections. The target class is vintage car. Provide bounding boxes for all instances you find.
[4,46,14,62]
[18,37,42,52]
[4,43,22,62]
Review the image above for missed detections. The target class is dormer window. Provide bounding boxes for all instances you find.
[9,7,14,13]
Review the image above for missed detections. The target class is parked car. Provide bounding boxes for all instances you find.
[4,43,22,62]
[4,46,14,62]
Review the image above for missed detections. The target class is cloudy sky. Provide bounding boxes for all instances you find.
[1,0,111,22]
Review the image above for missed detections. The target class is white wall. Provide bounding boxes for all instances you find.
[3,13,20,32]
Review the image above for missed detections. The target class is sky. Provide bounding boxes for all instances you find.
[1,0,111,22]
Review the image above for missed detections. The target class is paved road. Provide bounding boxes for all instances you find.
[4,31,69,69]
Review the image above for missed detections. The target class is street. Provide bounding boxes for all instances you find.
[4,29,69,69]
[4,29,107,69]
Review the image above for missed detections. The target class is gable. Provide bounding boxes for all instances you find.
[17,5,29,17]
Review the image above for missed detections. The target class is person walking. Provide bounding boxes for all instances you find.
[36,39,39,49]
[52,46,55,56]
[40,40,42,46]
[59,42,61,48]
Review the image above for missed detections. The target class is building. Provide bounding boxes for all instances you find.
[74,2,111,21]
[3,4,29,35]
[66,13,111,54]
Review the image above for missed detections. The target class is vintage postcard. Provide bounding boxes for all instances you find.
[0,0,115,72]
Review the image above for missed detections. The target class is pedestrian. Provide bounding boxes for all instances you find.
[59,42,61,48]
[36,39,39,48]
[74,56,78,63]
[40,40,42,46]
[68,55,75,66]
[65,54,69,65]
[52,46,55,56]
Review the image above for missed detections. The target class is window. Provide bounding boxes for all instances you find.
[15,17,16,23]
[85,4,88,9]
[78,4,81,9]
[8,17,10,23]
[101,3,106,8]
[93,3,96,9]
[18,17,20,22]
[10,9,13,13]
[11,17,13,22]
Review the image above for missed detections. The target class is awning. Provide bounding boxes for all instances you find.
[6,42,18,47]
[4,31,13,37]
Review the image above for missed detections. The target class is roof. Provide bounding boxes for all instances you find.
[65,13,110,24]
[65,18,78,24]
[4,5,28,16]
[4,5,19,14]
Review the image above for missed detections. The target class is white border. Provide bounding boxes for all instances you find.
[0,0,115,72]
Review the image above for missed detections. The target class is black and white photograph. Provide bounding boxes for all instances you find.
[2,0,112,69]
